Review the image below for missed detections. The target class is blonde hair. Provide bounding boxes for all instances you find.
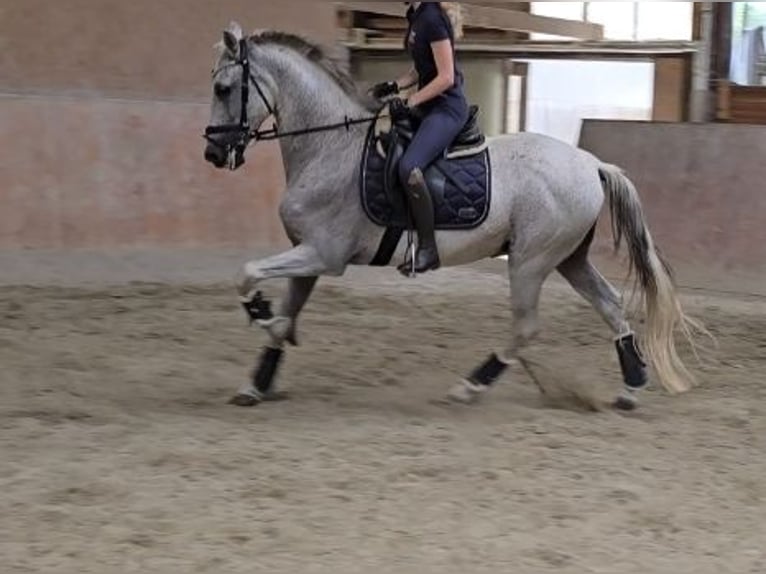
[440,3,464,40]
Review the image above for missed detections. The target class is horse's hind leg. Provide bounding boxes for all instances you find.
[556,236,647,410]
[447,257,549,404]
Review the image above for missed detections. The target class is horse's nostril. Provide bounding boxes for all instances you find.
[204,145,223,165]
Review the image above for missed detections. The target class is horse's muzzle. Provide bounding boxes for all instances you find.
[204,138,246,171]
[204,124,250,170]
[204,142,228,169]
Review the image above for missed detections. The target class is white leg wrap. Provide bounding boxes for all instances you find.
[235,383,264,402]
[257,316,293,347]
[446,379,488,404]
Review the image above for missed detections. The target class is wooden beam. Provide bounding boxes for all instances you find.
[692,2,703,41]
[335,2,604,40]
[464,3,603,40]
[345,41,698,61]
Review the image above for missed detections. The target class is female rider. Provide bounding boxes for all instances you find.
[371,2,469,275]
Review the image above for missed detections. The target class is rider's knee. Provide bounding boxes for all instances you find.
[398,161,423,188]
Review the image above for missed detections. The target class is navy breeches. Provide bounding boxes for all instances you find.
[398,105,468,184]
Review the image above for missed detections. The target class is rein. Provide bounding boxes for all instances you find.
[248,114,383,142]
[204,37,383,168]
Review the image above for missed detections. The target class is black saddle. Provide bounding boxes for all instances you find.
[361,104,492,238]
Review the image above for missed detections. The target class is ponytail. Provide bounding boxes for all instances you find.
[440,3,464,40]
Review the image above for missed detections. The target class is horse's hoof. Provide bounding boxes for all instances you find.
[445,380,485,405]
[229,394,261,407]
[613,394,638,411]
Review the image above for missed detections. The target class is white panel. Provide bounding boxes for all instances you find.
[524,59,654,145]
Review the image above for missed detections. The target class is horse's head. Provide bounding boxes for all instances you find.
[204,22,276,170]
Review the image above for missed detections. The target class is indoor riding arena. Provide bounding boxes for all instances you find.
[2,2,765,573]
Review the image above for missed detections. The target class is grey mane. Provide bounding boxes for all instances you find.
[251,30,377,112]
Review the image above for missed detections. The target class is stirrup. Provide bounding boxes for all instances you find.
[397,229,419,277]
[397,246,440,277]
[398,236,417,277]
[397,255,439,277]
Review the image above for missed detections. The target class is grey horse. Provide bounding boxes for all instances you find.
[203,23,699,410]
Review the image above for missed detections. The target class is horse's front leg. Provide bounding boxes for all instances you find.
[236,244,337,299]
[231,245,336,407]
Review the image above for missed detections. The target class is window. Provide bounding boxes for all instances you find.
[523,59,654,145]
[531,2,693,42]
[531,1,584,22]
[734,2,766,34]
[731,2,766,86]
[587,2,636,40]
[636,2,693,41]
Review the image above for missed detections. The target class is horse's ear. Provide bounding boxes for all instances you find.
[223,31,239,56]
[223,21,243,56]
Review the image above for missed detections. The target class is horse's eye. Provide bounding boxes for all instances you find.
[215,84,231,98]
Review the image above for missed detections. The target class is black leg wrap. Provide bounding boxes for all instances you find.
[253,347,284,394]
[468,353,509,387]
[615,333,648,391]
[241,291,273,324]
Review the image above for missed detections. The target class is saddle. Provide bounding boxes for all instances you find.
[382,105,487,161]
[361,105,492,241]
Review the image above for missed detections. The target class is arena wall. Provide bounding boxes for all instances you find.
[579,120,766,290]
[0,0,336,249]
[3,3,765,291]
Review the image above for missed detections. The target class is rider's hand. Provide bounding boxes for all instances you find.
[371,80,399,100]
[389,97,411,123]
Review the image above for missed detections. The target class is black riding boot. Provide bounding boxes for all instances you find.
[398,168,440,276]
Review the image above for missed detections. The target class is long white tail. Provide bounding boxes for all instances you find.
[598,163,701,394]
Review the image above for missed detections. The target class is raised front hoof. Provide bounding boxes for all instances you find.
[229,394,261,407]
[613,394,639,412]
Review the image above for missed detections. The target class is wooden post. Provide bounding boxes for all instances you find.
[654,56,691,122]
[690,2,714,122]
[717,79,732,121]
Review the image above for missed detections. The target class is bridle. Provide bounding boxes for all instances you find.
[203,38,277,169]
[204,37,383,170]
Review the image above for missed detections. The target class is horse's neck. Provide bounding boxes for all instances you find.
[274,56,364,132]
[265,49,368,183]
